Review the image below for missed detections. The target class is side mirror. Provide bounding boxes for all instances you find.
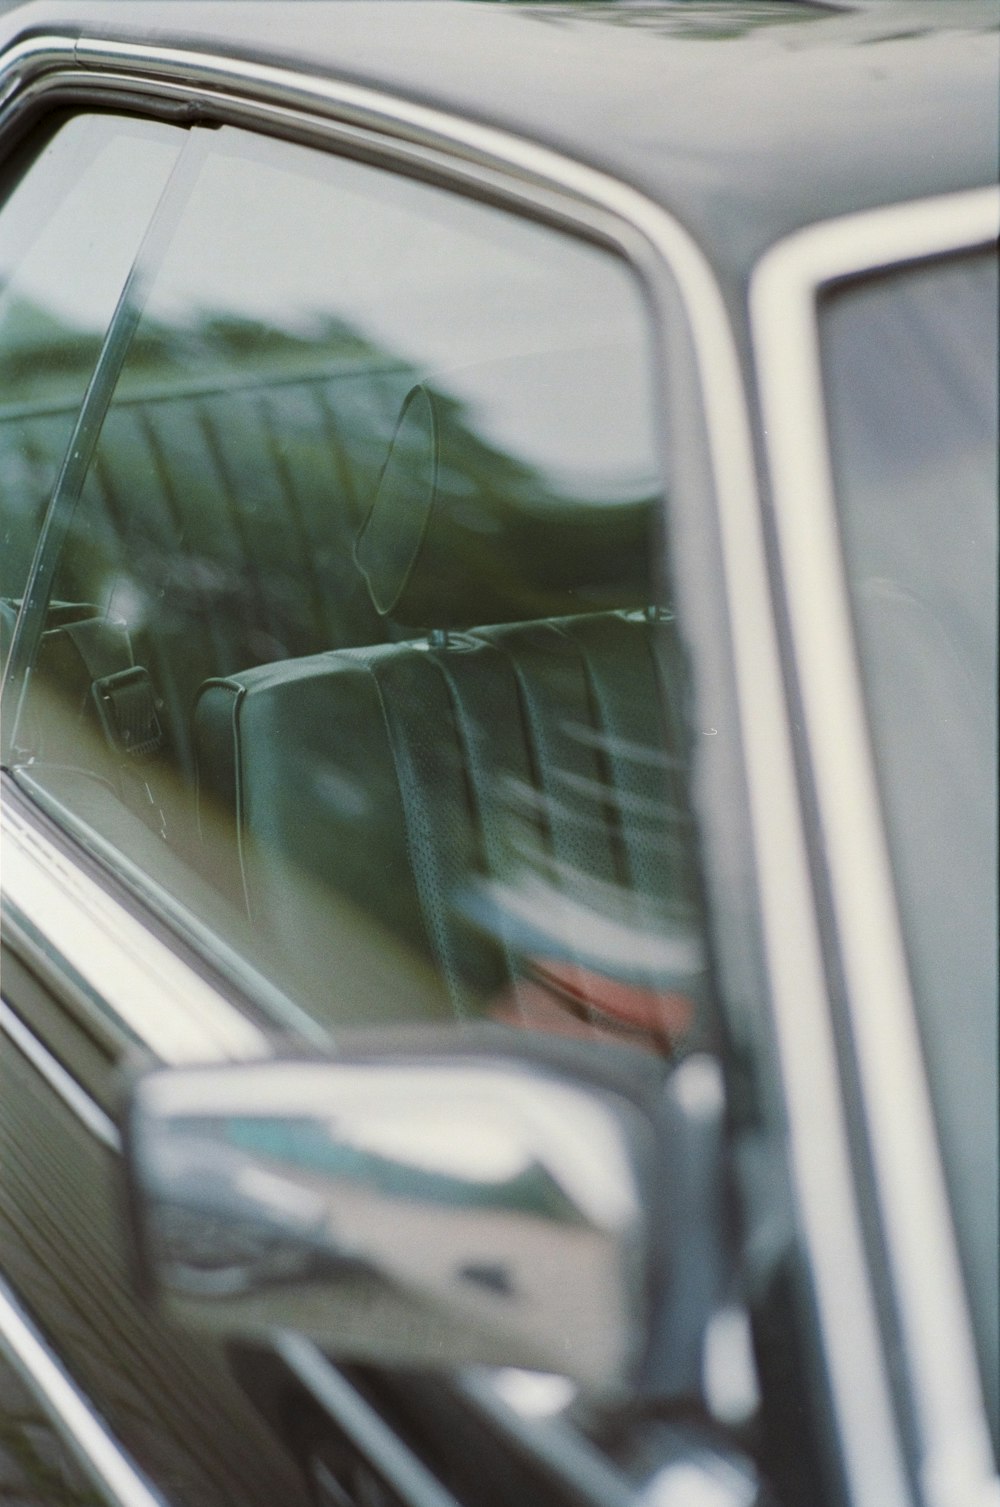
[123,1039,730,1398]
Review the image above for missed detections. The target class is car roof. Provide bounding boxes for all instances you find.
[2,0,998,281]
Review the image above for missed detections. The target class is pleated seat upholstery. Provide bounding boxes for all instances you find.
[194,386,706,1043]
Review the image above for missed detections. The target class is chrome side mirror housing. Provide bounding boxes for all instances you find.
[124,1039,729,1398]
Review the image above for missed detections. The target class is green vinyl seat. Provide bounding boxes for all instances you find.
[194,386,709,1046]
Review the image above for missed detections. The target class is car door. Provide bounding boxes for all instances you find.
[0,102,559,1507]
[0,33,834,1507]
[0,90,714,1507]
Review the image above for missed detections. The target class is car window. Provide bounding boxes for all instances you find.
[2,122,716,1059]
[0,113,182,637]
[820,247,999,1431]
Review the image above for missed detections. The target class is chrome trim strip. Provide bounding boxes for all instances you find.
[0,33,73,110]
[1,800,268,1064]
[1,55,653,258]
[70,35,613,191]
[459,1370,637,1507]
[0,32,911,1503]
[0,1271,168,1507]
[0,994,120,1149]
[277,1333,463,1507]
[751,189,1000,1507]
[16,774,332,1049]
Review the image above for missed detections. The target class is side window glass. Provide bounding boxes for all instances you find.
[0,114,182,645]
[6,125,714,1057]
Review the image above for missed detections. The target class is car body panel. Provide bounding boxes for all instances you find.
[0,7,995,1507]
[2,1,997,285]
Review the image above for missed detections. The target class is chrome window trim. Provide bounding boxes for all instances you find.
[277,1334,464,1507]
[0,1271,168,1507]
[1,797,269,1064]
[0,29,913,1506]
[751,190,1000,1507]
[458,1369,648,1507]
[0,62,655,262]
[0,31,72,106]
[0,993,120,1148]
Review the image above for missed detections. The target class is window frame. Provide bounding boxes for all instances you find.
[1,86,709,1053]
[751,191,1000,1507]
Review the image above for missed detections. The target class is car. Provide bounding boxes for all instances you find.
[0,2,996,1506]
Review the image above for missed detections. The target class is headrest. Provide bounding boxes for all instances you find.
[355,374,655,631]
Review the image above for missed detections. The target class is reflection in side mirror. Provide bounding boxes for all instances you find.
[124,1043,729,1397]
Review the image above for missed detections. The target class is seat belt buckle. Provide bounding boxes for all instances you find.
[91,666,164,760]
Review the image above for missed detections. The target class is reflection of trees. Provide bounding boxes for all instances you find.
[0,294,102,403]
[379,373,653,631]
[120,308,385,393]
[18,302,654,771]
[0,295,112,596]
[7,300,693,1058]
[36,308,416,764]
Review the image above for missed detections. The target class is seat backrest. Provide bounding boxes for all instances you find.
[194,387,707,1047]
[194,611,705,1046]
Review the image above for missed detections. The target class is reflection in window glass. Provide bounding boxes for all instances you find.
[0,115,181,603]
[9,124,714,1066]
[820,249,999,1434]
